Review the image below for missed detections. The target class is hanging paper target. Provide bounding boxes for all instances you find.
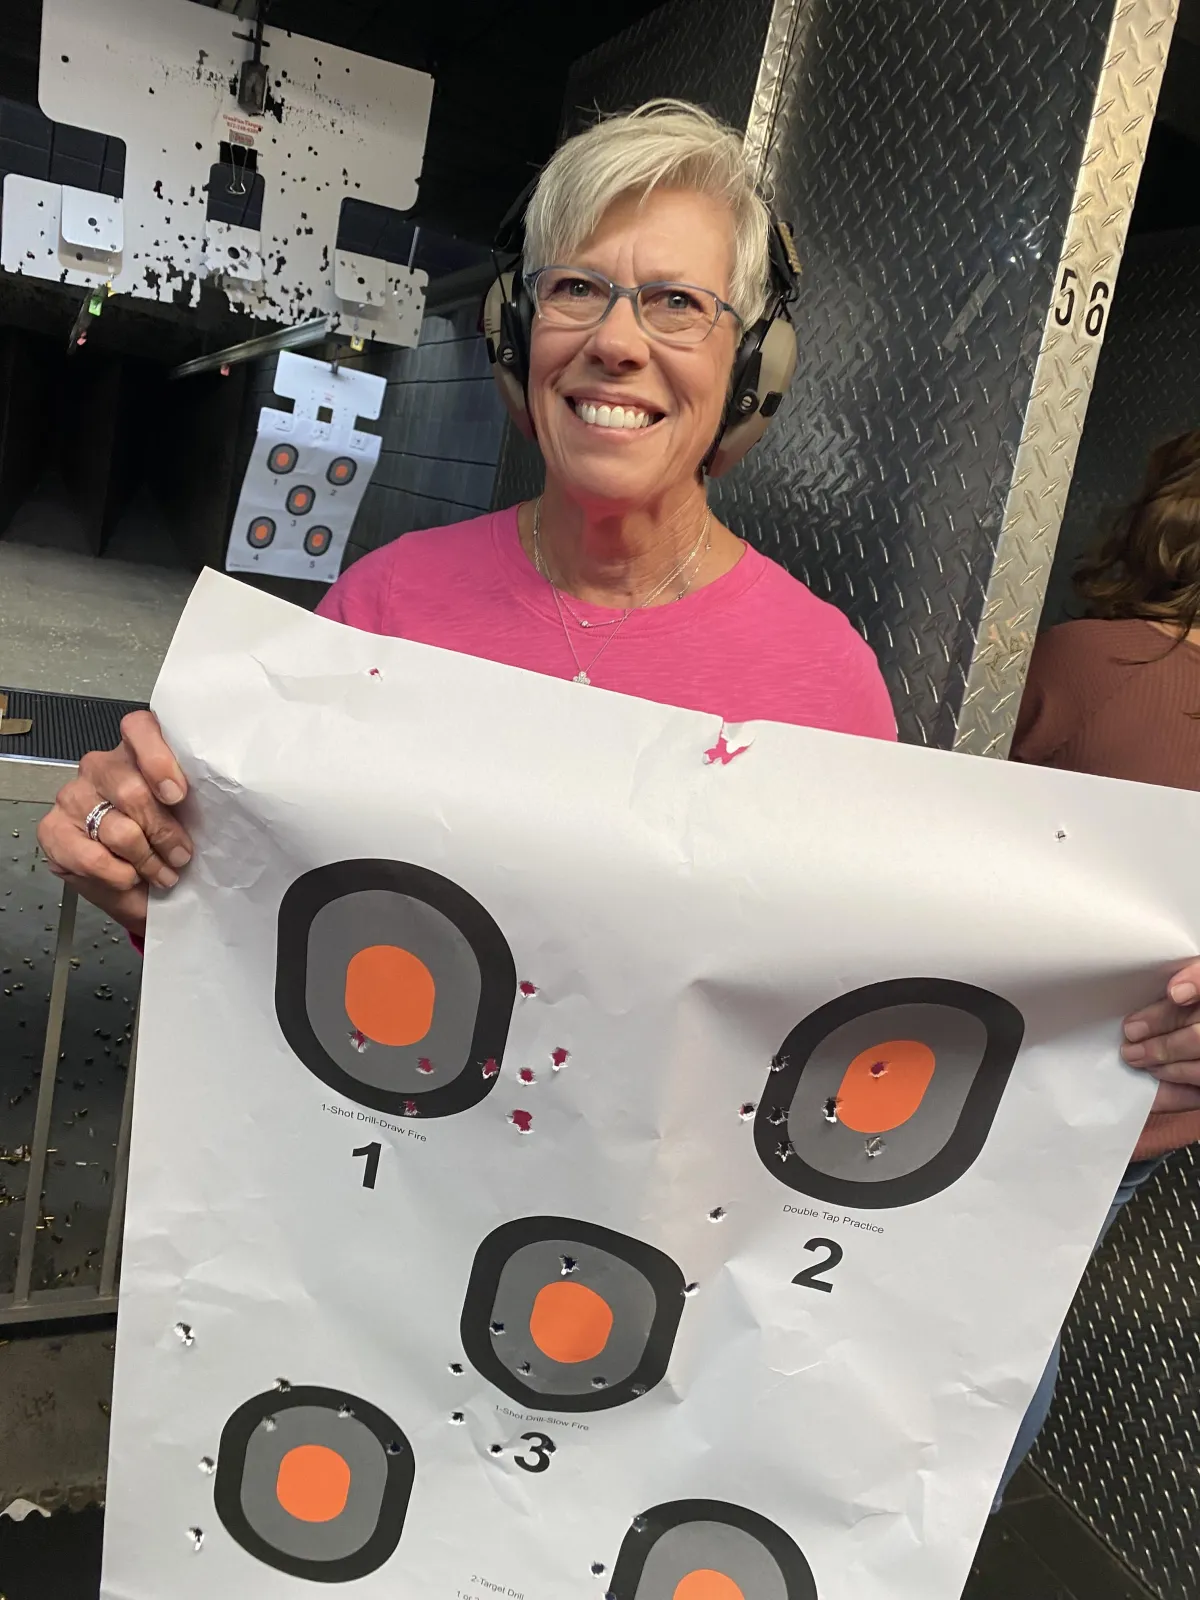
[276,859,516,1117]
[327,456,357,486]
[607,1500,818,1600]
[460,1217,685,1412]
[286,484,317,517]
[247,516,276,549]
[754,978,1024,1208]
[304,526,334,557]
[212,1386,414,1581]
[268,443,299,475]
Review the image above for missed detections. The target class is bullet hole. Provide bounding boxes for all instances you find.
[187,1527,204,1551]
[683,1282,700,1296]
[551,1047,569,1070]
[559,1255,578,1276]
[490,1320,505,1336]
[417,1058,434,1075]
[489,1443,503,1455]
[385,1440,405,1455]
[518,1067,536,1085]
[632,1514,649,1533]
[448,1362,464,1375]
[274,1377,292,1392]
[707,1206,726,1223]
[822,1097,840,1124]
[368,667,381,677]
[591,1376,608,1389]
[518,981,538,997]
[1055,829,1068,841]
[703,726,752,765]
[61,54,69,62]
[775,1140,793,1162]
[517,1361,532,1375]
[403,1100,419,1117]
[509,1109,533,1134]
[338,1403,355,1419]
[481,1057,499,1079]
[591,1562,607,1576]
[738,1101,756,1120]
[864,1136,886,1159]
[198,1457,216,1474]
[173,1322,194,1346]
[767,1107,787,1126]
[869,1059,888,1078]
[153,180,163,199]
[449,1412,465,1425]
[261,1417,277,1432]
[770,1052,788,1073]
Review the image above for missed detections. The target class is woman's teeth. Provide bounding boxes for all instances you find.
[572,401,656,430]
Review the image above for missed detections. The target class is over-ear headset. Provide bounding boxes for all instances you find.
[481,180,800,479]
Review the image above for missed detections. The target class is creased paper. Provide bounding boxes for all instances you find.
[102,570,1198,1600]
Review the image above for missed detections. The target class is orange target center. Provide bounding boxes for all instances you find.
[276,1444,351,1523]
[835,1038,935,1133]
[345,944,436,1045]
[674,1572,745,1600]
[528,1280,613,1363]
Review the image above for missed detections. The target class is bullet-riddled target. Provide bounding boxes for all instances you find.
[608,1500,818,1600]
[754,978,1024,1208]
[213,1386,413,1581]
[276,860,516,1117]
[461,1217,685,1412]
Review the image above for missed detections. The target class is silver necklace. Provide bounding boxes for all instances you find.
[532,498,711,685]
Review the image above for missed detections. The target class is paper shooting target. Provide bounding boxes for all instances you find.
[754,978,1024,1208]
[276,860,516,1117]
[268,443,299,475]
[212,1386,414,1581]
[460,1217,686,1412]
[327,456,357,485]
[607,1500,818,1600]
[246,516,276,549]
[304,526,334,557]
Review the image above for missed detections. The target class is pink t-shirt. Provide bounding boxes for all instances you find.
[317,507,896,739]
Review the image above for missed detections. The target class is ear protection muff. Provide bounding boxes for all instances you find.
[481,187,801,471]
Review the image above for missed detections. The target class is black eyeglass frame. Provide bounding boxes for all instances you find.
[523,265,743,345]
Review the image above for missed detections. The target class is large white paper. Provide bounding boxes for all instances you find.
[103,570,1198,1600]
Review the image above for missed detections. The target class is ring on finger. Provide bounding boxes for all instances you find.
[84,800,117,843]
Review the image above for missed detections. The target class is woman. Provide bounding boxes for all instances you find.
[994,426,1200,1503]
[37,99,897,930]
[34,99,1200,1477]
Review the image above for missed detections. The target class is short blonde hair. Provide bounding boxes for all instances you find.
[523,99,772,326]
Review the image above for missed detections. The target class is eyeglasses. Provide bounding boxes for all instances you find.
[525,266,741,347]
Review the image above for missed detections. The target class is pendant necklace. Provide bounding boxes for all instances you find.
[532,498,711,686]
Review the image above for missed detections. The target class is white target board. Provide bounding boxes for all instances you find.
[6,0,431,344]
[105,572,1198,1600]
[225,353,384,583]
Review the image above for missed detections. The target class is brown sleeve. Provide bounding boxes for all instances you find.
[1010,627,1082,767]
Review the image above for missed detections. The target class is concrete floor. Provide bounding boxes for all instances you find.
[0,480,195,702]
[1,483,190,1524]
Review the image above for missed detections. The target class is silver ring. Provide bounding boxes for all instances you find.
[84,800,116,843]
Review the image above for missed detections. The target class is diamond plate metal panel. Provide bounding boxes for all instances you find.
[733,0,1174,747]
[954,0,1180,754]
[1040,226,1200,629]
[1035,1148,1200,1600]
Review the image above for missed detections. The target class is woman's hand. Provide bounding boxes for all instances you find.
[36,711,193,937]
[1123,961,1200,1114]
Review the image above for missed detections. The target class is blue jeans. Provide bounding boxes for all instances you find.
[990,1157,1163,1510]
